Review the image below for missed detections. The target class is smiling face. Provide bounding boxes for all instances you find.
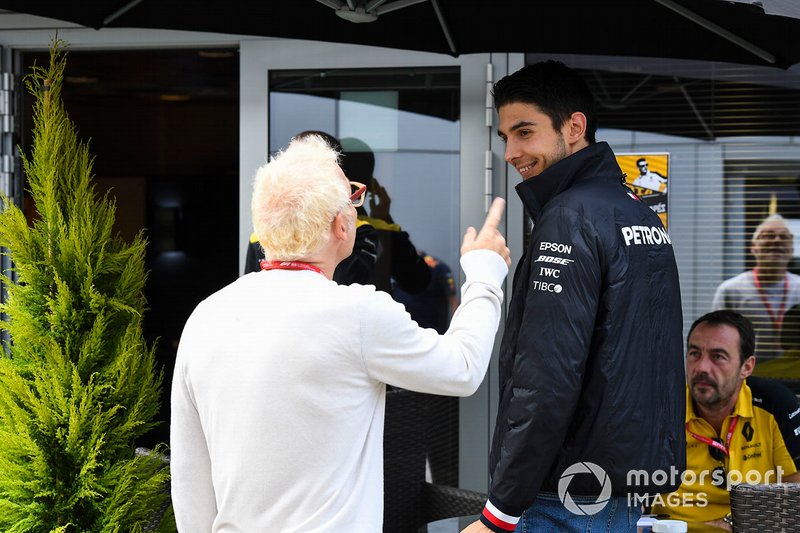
[751,218,793,270]
[686,322,754,410]
[497,102,581,180]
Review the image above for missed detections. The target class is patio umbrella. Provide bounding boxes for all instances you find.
[3,0,800,69]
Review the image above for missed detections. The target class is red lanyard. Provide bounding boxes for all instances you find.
[752,269,789,330]
[686,415,739,458]
[260,260,325,277]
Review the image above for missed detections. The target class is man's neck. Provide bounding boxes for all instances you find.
[755,265,787,285]
[568,138,591,156]
[694,391,740,435]
[291,254,337,281]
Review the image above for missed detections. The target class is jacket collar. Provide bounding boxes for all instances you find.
[515,141,623,220]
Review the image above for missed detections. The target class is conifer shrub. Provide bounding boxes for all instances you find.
[0,41,175,532]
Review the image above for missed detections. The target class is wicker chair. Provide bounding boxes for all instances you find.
[730,482,800,532]
[383,388,488,533]
[134,447,172,532]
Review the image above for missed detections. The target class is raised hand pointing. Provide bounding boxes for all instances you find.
[461,197,511,267]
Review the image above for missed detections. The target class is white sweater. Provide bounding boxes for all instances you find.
[170,249,507,532]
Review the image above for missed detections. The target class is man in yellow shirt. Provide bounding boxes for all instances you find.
[653,310,800,529]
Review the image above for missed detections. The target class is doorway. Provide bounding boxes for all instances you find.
[239,40,501,491]
[19,47,240,446]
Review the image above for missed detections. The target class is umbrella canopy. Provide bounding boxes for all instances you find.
[4,0,800,69]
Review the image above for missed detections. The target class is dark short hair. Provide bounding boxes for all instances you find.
[687,310,755,365]
[492,60,597,144]
[339,137,375,184]
[636,157,647,166]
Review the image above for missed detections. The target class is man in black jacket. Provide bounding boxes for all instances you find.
[463,61,685,533]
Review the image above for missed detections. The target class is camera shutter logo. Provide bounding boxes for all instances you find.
[558,462,613,515]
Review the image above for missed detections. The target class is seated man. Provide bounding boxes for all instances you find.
[652,310,800,530]
[171,134,511,532]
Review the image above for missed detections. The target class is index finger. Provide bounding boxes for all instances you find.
[479,197,506,234]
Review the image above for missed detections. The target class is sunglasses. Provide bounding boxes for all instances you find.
[708,437,725,462]
[708,438,728,489]
[349,181,367,207]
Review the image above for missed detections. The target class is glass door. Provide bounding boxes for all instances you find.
[239,40,497,491]
[269,66,461,306]
[271,65,462,491]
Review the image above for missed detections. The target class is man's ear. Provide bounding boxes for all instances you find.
[564,111,587,144]
[740,355,756,380]
[331,211,349,241]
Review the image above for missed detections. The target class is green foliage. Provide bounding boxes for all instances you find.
[0,41,175,532]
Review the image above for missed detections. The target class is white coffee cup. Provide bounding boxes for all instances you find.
[651,519,688,533]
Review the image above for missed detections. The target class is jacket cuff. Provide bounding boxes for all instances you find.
[479,499,520,532]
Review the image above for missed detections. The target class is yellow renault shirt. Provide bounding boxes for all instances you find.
[653,377,800,522]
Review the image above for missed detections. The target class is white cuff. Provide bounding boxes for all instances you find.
[460,249,509,290]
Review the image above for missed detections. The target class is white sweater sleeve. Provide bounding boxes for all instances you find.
[360,249,507,396]
[170,315,218,532]
[711,280,727,310]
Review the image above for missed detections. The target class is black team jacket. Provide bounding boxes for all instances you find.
[480,142,686,532]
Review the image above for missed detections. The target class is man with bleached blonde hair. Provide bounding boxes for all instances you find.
[171,134,511,532]
[251,134,359,264]
[243,131,380,286]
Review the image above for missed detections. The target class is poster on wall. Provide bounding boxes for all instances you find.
[616,152,669,230]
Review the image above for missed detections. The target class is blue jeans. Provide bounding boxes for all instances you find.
[514,492,641,533]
